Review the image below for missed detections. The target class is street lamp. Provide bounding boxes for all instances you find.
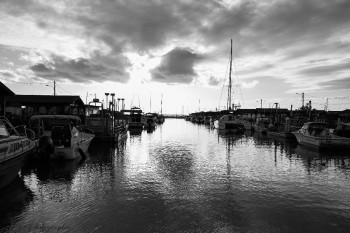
[105,93,109,110]
[46,81,56,96]
[111,93,115,112]
[117,98,121,111]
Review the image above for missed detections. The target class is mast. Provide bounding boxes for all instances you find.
[161,93,163,115]
[228,39,233,110]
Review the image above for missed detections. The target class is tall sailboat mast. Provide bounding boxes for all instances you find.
[161,93,163,115]
[228,39,233,110]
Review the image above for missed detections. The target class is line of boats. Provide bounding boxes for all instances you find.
[186,39,350,151]
[0,106,164,189]
[186,113,350,150]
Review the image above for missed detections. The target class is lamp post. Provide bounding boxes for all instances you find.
[274,102,280,124]
[111,93,115,131]
[117,98,121,111]
[111,93,115,111]
[46,81,56,96]
[105,93,109,110]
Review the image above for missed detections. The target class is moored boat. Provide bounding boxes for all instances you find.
[143,113,157,128]
[0,117,36,189]
[214,114,244,133]
[204,116,212,125]
[292,122,350,150]
[252,117,269,134]
[85,99,114,141]
[267,118,300,139]
[123,107,144,129]
[29,115,95,160]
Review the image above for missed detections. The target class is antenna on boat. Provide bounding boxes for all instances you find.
[138,95,141,108]
[161,93,163,115]
[130,95,134,108]
[227,39,233,110]
[149,92,152,112]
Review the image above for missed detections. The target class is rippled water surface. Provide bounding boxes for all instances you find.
[1,119,350,232]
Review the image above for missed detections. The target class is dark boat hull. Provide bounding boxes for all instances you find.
[0,146,35,189]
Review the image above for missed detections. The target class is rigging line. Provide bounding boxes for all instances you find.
[232,57,244,107]
[0,78,48,85]
[130,94,134,108]
[218,55,230,111]
[56,84,74,95]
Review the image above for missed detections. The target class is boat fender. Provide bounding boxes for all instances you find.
[38,136,54,160]
[77,148,86,160]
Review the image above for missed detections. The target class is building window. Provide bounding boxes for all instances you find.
[39,106,47,114]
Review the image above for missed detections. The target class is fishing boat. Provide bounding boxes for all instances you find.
[292,122,350,150]
[85,98,127,143]
[124,107,144,129]
[143,113,157,128]
[214,114,244,133]
[29,115,95,160]
[156,114,165,124]
[252,117,269,134]
[204,116,212,125]
[0,116,36,189]
[85,98,113,141]
[267,118,300,139]
[242,118,254,130]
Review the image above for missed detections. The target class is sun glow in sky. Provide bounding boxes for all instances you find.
[1,0,350,114]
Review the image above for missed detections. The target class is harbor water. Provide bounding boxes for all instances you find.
[1,119,350,232]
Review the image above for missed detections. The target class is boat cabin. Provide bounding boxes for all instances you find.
[29,115,81,148]
[300,122,330,137]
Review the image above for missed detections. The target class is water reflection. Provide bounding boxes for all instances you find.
[152,144,194,185]
[1,119,350,232]
[129,128,143,136]
[145,127,156,134]
[0,177,34,231]
[22,159,84,182]
[294,144,350,172]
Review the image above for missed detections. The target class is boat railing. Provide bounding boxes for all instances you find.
[114,125,126,135]
[13,125,36,140]
[76,125,94,135]
[0,116,21,136]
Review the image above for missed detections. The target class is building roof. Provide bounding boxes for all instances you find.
[5,95,84,106]
[0,82,15,96]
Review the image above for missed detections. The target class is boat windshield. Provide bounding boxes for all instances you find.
[0,125,9,138]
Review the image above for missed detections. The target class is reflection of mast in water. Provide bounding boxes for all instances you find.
[274,143,277,166]
[224,135,232,191]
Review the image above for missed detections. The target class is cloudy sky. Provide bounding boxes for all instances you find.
[1,0,350,114]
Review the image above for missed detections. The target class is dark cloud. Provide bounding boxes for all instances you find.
[30,55,130,83]
[238,63,275,76]
[208,76,220,86]
[2,0,350,87]
[150,48,202,84]
[0,71,14,78]
[3,0,350,56]
[298,61,350,77]
[282,41,350,61]
[319,77,350,91]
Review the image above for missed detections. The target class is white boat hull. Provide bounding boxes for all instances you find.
[50,134,94,160]
[292,132,350,149]
[252,124,267,134]
[1,117,36,189]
